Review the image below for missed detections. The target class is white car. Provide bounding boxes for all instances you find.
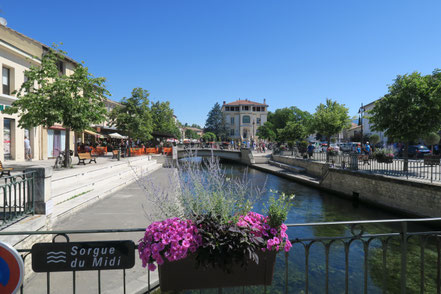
[330,144,340,152]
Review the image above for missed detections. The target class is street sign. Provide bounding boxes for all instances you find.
[0,241,24,294]
[31,240,135,272]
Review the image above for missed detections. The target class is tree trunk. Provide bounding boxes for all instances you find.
[403,142,409,172]
[64,128,70,168]
[326,137,331,162]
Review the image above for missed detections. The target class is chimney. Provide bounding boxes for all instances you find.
[263,98,266,105]
[223,101,226,105]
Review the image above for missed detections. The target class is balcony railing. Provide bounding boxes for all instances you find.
[1,217,440,294]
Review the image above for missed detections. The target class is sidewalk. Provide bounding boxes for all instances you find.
[23,166,174,293]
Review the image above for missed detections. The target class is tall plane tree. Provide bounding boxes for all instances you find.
[5,46,109,167]
[151,101,181,139]
[311,99,350,159]
[370,70,441,170]
[110,88,153,141]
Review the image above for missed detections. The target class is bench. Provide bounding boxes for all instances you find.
[77,152,97,165]
[0,161,13,177]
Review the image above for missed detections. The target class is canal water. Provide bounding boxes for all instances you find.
[181,161,439,294]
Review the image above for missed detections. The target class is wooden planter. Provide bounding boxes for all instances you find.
[377,157,393,163]
[158,251,277,291]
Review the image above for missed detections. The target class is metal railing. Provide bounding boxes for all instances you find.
[279,150,441,183]
[0,171,35,228]
[2,217,440,294]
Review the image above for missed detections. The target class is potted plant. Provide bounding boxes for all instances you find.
[138,159,293,291]
[373,148,394,163]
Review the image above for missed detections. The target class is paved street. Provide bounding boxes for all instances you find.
[23,166,174,294]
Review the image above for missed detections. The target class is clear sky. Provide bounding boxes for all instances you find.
[2,1,440,126]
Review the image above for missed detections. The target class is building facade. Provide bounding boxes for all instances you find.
[361,100,388,146]
[221,99,268,141]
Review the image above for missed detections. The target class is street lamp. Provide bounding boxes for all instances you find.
[358,103,365,143]
[252,120,255,140]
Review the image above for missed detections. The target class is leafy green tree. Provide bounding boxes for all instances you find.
[205,103,228,140]
[150,101,180,139]
[277,120,308,144]
[191,123,202,129]
[185,129,200,139]
[369,134,380,146]
[256,122,277,141]
[424,132,440,152]
[109,88,153,141]
[4,46,109,167]
[311,99,350,148]
[202,132,217,142]
[370,70,441,169]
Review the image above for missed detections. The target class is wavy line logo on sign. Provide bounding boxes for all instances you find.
[0,242,24,294]
[46,251,66,264]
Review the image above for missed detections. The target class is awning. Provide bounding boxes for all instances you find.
[84,129,100,136]
[108,132,128,139]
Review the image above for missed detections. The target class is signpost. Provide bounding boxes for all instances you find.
[31,240,135,272]
[0,241,24,294]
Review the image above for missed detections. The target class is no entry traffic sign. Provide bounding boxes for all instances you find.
[0,241,24,294]
[31,240,135,272]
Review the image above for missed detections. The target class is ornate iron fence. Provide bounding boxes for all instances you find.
[0,171,35,228]
[1,217,440,294]
[283,151,441,183]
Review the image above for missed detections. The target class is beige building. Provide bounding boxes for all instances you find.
[221,99,268,141]
[0,23,80,161]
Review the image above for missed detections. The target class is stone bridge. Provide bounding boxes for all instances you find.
[176,148,258,165]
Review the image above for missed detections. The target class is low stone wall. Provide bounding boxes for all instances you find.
[271,155,324,177]
[271,155,441,217]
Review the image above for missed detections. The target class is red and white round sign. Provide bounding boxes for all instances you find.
[0,241,24,294]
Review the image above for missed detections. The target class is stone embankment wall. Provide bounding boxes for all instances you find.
[272,155,324,177]
[271,155,441,217]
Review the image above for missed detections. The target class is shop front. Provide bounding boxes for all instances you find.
[47,126,66,158]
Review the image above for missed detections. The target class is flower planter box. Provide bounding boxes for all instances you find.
[377,158,393,163]
[158,251,277,291]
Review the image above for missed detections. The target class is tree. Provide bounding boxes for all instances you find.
[370,70,441,170]
[4,46,109,167]
[310,99,350,155]
[424,132,440,153]
[185,129,200,139]
[256,122,277,141]
[369,134,380,146]
[202,132,217,142]
[151,101,180,139]
[191,123,202,129]
[110,88,153,141]
[259,107,312,143]
[205,103,228,141]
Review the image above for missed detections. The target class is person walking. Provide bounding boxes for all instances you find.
[307,143,315,159]
[24,136,31,161]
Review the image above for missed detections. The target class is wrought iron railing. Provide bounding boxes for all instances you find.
[277,151,441,183]
[1,217,440,294]
[0,171,35,228]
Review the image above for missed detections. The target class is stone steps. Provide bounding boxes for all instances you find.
[50,157,161,220]
[268,160,306,173]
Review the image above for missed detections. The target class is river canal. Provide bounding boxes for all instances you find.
[182,161,439,294]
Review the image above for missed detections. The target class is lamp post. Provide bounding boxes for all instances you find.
[252,120,255,140]
[358,103,365,143]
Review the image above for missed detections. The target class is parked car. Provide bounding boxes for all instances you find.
[330,144,340,152]
[398,145,431,158]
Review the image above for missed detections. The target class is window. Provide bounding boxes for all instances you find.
[225,106,229,111]
[257,118,261,124]
[235,107,239,111]
[230,117,234,124]
[2,67,10,95]
[261,107,265,111]
[243,106,249,111]
[230,129,235,136]
[257,107,260,111]
[253,107,256,111]
[56,60,64,75]
[243,115,250,124]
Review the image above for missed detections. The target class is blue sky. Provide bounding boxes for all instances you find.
[2,1,441,126]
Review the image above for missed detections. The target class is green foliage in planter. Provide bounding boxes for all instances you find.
[265,191,294,229]
[297,140,308,154]
[373,148,394,161]
[194,214,265,272]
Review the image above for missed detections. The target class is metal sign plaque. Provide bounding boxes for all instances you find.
[31,240,135,272]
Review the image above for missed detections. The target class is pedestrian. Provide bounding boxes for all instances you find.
[363,141,371,165]
[24,136,31,161]
[307,143,314,159]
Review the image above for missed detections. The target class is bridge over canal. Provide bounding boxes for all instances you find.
[175,148,270,165]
